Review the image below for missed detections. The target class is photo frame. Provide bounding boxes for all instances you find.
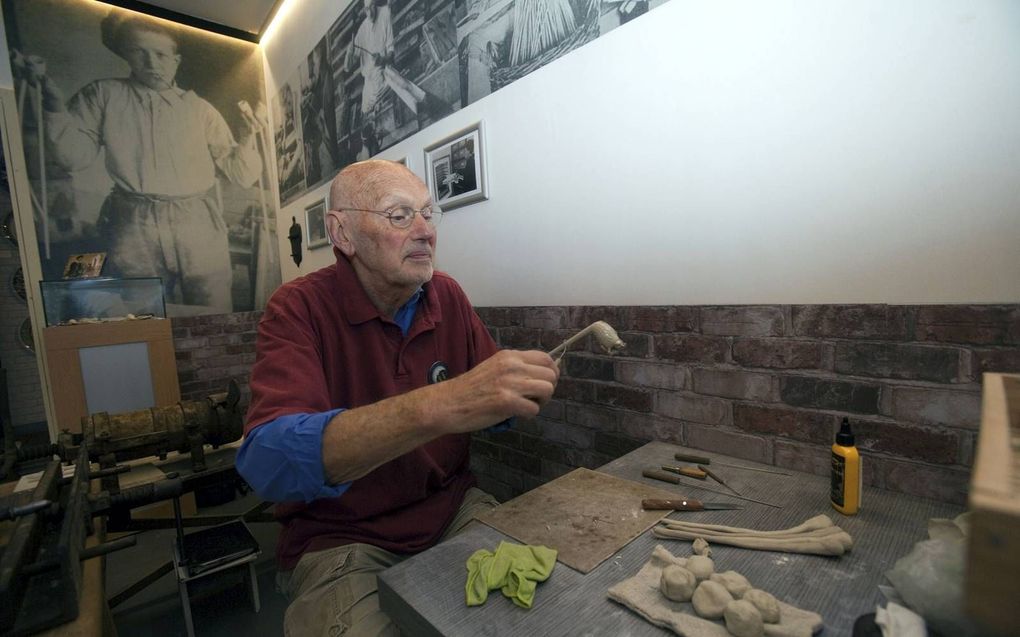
[424,122,488,211]
[304,199,329,249]
[62,252,106,279]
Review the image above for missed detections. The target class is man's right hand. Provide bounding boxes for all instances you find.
[426,350,560,435]
[322,349,559,485]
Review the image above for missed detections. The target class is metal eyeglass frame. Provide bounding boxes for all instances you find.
[332,205,443,229]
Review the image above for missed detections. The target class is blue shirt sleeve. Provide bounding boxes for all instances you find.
[236,409,351,503]
[487,417,516,433]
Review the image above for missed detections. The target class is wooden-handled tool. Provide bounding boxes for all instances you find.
[674,452,712,464]
[678,452,792,476]
[661,465,707,480]
[642,498,743,511]
[643,469,684,484]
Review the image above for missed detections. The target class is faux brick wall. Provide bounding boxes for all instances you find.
[166,304,1018,507]
[171,312,262,404]
[470,305,1020,506]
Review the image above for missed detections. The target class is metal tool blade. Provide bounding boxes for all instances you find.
[701,502,743,510]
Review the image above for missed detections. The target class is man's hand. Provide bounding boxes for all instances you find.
[322,350,558,484]
[12,50,65,112]
[426,350,560,435]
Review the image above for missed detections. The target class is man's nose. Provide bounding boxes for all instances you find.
[408,211,435,238]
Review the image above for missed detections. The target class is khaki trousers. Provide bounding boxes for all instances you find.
[277,487,499,637]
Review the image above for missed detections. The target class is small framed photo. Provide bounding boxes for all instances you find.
[63,252,106,279]
[304,199,329,249]
[424,122,488,211]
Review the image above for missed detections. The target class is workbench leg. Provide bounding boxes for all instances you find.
[248,561,261,614]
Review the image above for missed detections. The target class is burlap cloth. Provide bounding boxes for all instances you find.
[607,545,823,637]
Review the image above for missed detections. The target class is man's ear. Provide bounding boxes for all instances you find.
[327,210,355,257]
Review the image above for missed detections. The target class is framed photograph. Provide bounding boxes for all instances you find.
[424,122,488,211]
[63,252,106,279]
[304,200,329,249]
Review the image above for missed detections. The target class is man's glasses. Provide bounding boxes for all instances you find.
[335,205,443,229]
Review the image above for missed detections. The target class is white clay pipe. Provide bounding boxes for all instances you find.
[548,320,625,359]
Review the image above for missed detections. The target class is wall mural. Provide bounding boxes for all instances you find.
[275,0,669,207]
[2,0,281,316]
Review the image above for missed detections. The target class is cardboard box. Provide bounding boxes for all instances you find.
[966,373,1020,636]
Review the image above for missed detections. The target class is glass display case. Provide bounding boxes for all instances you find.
[39,277,165,327]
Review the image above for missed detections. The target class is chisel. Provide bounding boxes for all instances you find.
[661,465,707,480]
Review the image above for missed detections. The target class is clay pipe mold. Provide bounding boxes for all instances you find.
[548,320,626,361]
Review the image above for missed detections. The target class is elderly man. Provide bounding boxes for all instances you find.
[238,160,559,635]
[30,12,262,312]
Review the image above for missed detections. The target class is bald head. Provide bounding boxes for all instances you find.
[330,160,421,213]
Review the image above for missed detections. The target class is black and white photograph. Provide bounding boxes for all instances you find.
[269,0,463,205]
[274,72,307,206]
[270,0,679,207]
[457,0,600,104]
[424,122,487,210]
[3,0,281,316]
[304,199,329,249]
[299,36,340,189]
[62,251,105,279]
[328,0,459,160]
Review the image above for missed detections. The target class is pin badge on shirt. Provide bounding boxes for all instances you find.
[428,361,449,384]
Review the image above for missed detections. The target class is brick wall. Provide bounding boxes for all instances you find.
[166,304,1019,507]
[470,305,1020,506]
[171,312,262,404]
[0,189,46,429]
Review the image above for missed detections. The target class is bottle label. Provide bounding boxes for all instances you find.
[831,451,845,507]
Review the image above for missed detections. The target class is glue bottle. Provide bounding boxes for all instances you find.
[830,417,861,515]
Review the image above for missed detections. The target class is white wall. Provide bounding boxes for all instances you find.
[267,0,1020,305]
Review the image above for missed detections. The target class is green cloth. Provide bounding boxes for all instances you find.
[465,541,557,608]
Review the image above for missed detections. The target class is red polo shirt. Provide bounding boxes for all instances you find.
[246,250,499,569]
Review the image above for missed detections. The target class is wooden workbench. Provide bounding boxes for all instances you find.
[1,443,244,636]
[378,441,965,636]
[0,471,113,637]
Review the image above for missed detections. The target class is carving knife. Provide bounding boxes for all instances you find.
[642,498,743,511]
